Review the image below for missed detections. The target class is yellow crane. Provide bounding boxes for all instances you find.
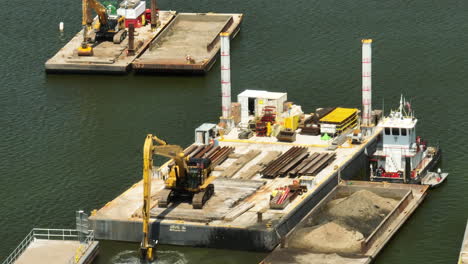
[78,0,127,56]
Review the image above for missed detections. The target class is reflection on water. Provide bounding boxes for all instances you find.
[110,250,188,264]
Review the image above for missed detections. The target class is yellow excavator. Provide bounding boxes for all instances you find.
[78,0,127,56]
[140,134,215,260]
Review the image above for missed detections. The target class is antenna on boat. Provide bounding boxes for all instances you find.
[382,98,385,118]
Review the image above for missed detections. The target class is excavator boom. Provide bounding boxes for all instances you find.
[140,134,156,261]
[86,0,108,26]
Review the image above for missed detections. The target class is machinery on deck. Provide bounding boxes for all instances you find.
[78,0,128,56]
[140,134,216,260]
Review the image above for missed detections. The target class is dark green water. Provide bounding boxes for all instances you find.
[1,0,467,263]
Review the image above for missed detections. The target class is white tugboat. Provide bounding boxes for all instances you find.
[370,96,446,185]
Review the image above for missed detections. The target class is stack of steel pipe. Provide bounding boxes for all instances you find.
[291,152,336,176]
[261,147,308,178]
[207,146,235,167]
[168,145,234,167]
[193,144,214,158]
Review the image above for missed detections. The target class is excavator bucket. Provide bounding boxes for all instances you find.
[78,45,94,56]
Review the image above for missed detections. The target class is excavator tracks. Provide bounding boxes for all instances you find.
[158,189,173,208]
[192,184,214,209]
[113,29,127,44]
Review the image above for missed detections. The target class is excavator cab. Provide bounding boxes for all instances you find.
[78,0,128,56]
[91,15,127,44]
[186,158,211,190]
[158,157,215,209]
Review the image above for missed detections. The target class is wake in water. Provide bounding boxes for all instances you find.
[110,249,188,264]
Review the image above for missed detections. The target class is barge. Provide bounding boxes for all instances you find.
[261,181,429,264]
[45,1,242,74]
[132,13,243,73]
[45,7,176,74]
[89,118,381,250]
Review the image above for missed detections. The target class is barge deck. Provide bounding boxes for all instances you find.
[89,125,382,251]
[132,13,243,73]
[45,11,176,74]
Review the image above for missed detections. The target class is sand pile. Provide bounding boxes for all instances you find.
[290,190,398,253]
[327,190,397,218]
[289,221,364,253]
[325,190,398,236]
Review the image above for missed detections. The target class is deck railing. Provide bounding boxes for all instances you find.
[1,228,94,264]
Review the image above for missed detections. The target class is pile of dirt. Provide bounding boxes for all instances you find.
[327,190,397,217]
[324,190,398,236]
[289,221,364,253]
[290,190,399,254]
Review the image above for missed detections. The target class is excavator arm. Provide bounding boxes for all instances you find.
[79,0,108,56]
[140,134,187,261]
[86,0,108,26]
[140,134,156,261]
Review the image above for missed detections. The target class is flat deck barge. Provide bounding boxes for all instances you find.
[2,228,99,264]
[132,13,243,73]
[45,12,242,74]
[45,11,176,74]
[89,122,382,250]
[261,181,428,264]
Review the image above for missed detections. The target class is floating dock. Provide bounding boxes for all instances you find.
[45,12,242,74]
[1,228,99,264]
[133,13,243,73]
[89,122,382,250]
[261,181,428,264]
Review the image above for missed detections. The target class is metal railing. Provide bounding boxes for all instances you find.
[1,229,35,264]
[1,228,95,264]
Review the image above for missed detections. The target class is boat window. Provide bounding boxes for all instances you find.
[401,128,407,136]
[392,128,400,136]
[384,127,390,135]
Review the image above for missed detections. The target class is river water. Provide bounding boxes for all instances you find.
[0,0,466,263]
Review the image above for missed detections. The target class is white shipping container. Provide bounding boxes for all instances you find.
[237,90,287,125]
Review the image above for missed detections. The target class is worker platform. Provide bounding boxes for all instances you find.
[45,11,176,74]
[2,228,99,264]
[133,13,243,73]
[261,181,429,264]
[89,125,382,250]
[45,12,242,74]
